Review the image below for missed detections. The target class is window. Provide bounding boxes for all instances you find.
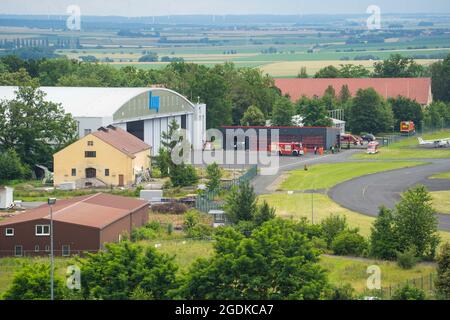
[62,245,70,257]
[71,168,77,177]
[35,225,50,236]
[87,141,94,146]
[84,129,92,136]
[34,245,40,252]
[45,245,50,252]
[5,228,14,236]
[14,245,23,257]
[85,151,96,158]
[105,169,110,177]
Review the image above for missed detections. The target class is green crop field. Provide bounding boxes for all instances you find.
[279,162,426,191]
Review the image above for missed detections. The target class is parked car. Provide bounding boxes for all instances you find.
[341,134,363,146]
[362,134,376,142]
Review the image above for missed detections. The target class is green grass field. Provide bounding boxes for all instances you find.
[353,131,450,160]
[431,191,450,214]
[280,162,426,191]
[259,193,375,236]
[321,255,436,293]
[431,172,450,179]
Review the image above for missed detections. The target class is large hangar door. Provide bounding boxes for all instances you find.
[127,120,144,141]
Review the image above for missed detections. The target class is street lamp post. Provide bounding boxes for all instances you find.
[48,198,56,301]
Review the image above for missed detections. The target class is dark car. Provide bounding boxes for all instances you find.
[362,134,376,142]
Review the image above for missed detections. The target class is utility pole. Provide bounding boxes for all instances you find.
[48,198,56,300]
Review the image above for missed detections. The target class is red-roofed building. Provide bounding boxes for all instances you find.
[274,78,433,106]
[0,193,149,257]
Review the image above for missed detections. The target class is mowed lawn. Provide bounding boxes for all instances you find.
[431,191,450,214]
[280,162,426,191]
[259,193,375,236]
[431,172,450,179]
[321,255,436,293]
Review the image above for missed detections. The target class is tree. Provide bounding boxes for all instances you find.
[170,162,199,187]
[0,149,30,180]
[389,97,423,131]
[254,201,276,227]
[138,52,158,62]
[320,214,348,249]
[179,219,330,300]
[271,96,295,126]
[347,88,394,134]
[240,105,266,126]
[393,185,440,259]
[370,207,398,260]
[373,54,424,78]
[435,242,450,299]
[0,85,77,169]
[3,263,66,300]
[297,66,308,78]
[79,241,178,300]
[338,85,352,104]
[391,285,426,300]
[332,231,367,257]
[224,181,258,224]
[424,102,449,129]
[338,64,370,78]
[298,98,333,127]
[314,65,340,78]
[206,162,222,192]
[322,85,337,110]
[430,54,450,102]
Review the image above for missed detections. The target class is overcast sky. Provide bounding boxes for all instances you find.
[0,0,449,16]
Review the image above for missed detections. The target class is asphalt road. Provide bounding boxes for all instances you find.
[251,150,450,232]
[329,158,450,231]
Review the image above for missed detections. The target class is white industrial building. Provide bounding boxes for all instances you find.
[0,86,207,155]
[0,186,14,209]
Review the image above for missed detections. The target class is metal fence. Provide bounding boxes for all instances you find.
[378,123,450,147]
[195,165,258,213]
[380,273,436,299]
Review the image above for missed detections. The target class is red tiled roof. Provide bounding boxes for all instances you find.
[92,125,150,158]
[274,78,432,105]
[0,193,148,229]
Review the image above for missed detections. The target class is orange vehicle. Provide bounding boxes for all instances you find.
[400,121,416,135]
[272,142,305,157]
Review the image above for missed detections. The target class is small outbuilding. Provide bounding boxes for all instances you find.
[0,186,14,209]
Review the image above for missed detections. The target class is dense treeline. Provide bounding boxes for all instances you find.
[0,56,280,129]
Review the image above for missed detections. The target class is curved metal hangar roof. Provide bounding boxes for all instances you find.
[0,86,195,119]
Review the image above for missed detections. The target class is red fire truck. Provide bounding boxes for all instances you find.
[400,121,416,136]
[272,142,305,157]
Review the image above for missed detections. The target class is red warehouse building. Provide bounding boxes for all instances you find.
[0,193,149,257]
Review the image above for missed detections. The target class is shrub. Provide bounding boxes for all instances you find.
[186,224,214,240]
[184,211,200,230]
[396,247,419,270]
[435,242,450,299]
[392,285,426,300]
[151,202,188,215]
[331,231,367,257]
[321,215,348,249]
[327,284,356,300]
[131,222,162,241]
[0,149,30,180]
[151,167,162,179]
[170,163,199,187]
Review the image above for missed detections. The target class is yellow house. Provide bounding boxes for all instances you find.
[54,126,151,188]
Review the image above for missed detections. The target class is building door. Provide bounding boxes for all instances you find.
[86,168,96,179]
[118,175,124,187]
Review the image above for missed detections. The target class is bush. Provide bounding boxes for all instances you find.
[170,163,199,187]
[151,202,188,215]
[331,231,367,257]
[327,284,356,300]
[321,215,348,249]
[151,167,162,179]
[435,242,450,299]
[186,224,214,240]
[397,247,419,270]
[131,222,162,241]
[0,149,30,180]
[184,211,200,230]
[392,285,426,300]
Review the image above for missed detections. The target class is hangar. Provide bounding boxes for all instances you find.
[0,86,207,155]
